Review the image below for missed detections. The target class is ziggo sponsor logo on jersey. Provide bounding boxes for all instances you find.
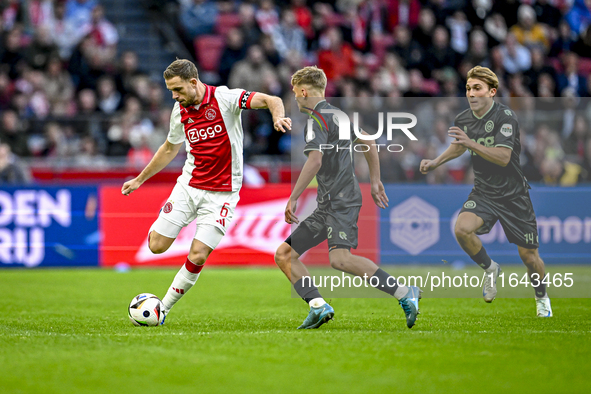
[187,124,224,143]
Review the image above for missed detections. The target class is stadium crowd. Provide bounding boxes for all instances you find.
[1,0,591,185]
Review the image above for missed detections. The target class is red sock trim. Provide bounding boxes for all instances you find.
[185,258,204,274]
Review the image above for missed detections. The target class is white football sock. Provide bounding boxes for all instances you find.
[162,263,201,312]
[309,297,326,308]
[485,261,499,273]
[393,285,409,300]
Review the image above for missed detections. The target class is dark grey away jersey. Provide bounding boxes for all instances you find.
[303,100,362,209]
[454,101,530,199]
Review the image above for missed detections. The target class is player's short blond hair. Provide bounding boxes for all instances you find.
[163,59,199,81]
[291,66,327,91]
[467,66,499,91]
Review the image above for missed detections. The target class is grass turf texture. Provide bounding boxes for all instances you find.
[1,267,590,394]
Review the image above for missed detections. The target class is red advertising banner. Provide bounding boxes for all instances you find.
[100,184,377,267]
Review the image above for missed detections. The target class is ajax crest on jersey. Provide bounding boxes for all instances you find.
[128,293,165,326]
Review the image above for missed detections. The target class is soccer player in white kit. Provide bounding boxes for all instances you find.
[121,59,291,322]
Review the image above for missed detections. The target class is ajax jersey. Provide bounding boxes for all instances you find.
[167,84,255,192]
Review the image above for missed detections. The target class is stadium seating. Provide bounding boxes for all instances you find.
[194,35,226,72]
[215,13,242,36]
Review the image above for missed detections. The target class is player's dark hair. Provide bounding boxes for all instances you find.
[163,59,199,81]
[291,66,327,92]
[467,66,499,93]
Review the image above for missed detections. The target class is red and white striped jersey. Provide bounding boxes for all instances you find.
[167,84,256,192]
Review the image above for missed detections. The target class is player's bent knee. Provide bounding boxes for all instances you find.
[274,243,292,268]
[148,233,173,254]
[519,247,539,266]
[454,222,473,240]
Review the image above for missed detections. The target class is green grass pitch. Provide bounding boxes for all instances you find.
[1,267,590,394]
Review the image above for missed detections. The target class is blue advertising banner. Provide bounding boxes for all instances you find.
[0,186,99,267]
[380,185,591,265]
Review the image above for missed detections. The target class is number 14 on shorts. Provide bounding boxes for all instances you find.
[525,232,538,245]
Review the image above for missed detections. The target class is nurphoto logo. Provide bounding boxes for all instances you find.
[306,108,418,153]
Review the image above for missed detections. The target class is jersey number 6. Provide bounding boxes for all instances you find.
[220,202,230,218]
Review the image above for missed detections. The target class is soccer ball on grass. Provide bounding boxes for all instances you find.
[128,293,165,326]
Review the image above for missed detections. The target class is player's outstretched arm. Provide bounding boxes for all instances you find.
[358,131,388,209]
[248,92,292,133]
[121,140,183,196]
[447,126,511,167]
[284,150,322,224]
[420,139,467,174]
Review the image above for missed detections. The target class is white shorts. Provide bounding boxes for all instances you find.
[151,182,240,249]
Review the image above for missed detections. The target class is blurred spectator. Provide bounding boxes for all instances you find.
[462,29,488,68]
[523,47,557,96]
[388,25,425,70]
[532,0,562,31]
[386,0,421,30]
[375,52,410,95]
[108,96,153,157]
[424,25,459,80]
[44,56,75,116]
[28,0,55,29]
[427,0,452,26]
[271,9,306,59]
[179,0,218,39]
[277,49,304,92]
[564,115,589,161]
[291,0,313,40]
[510,4,549,51]
[465,0,493,28]
[260,33,281,67]
[0,71,14,109]
[127,134,153,168]
[549,19,577,58]
[237,2,261,47]
[447,11,471,55]
[540,157,564,185]
[0,142,29,184]
[403,69,433,97]
[256,0,279,35]
[581,139,591,181]
[65,0,98,31]
[45,0,84,61]
[500,32,531,74]
[1,0,23,32]
[67,34,107,90]
[145,80,165,119]
[26,25,59,71]
[412,8,436,50]
[1,27,26,80]
[17,68,51,119]
[74,88,105,140]
[228,45,276,92]
[84,4,119,66]
[218,28,247,86]
[491,0,520,28]
[96,75,122,115]
[114,51,146,97]
[557,52,589,97]
[0,109,29,156]
[565,0,591,37]
[73,134,108,168]
[317,27,355,82]
[39,122,73,158]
